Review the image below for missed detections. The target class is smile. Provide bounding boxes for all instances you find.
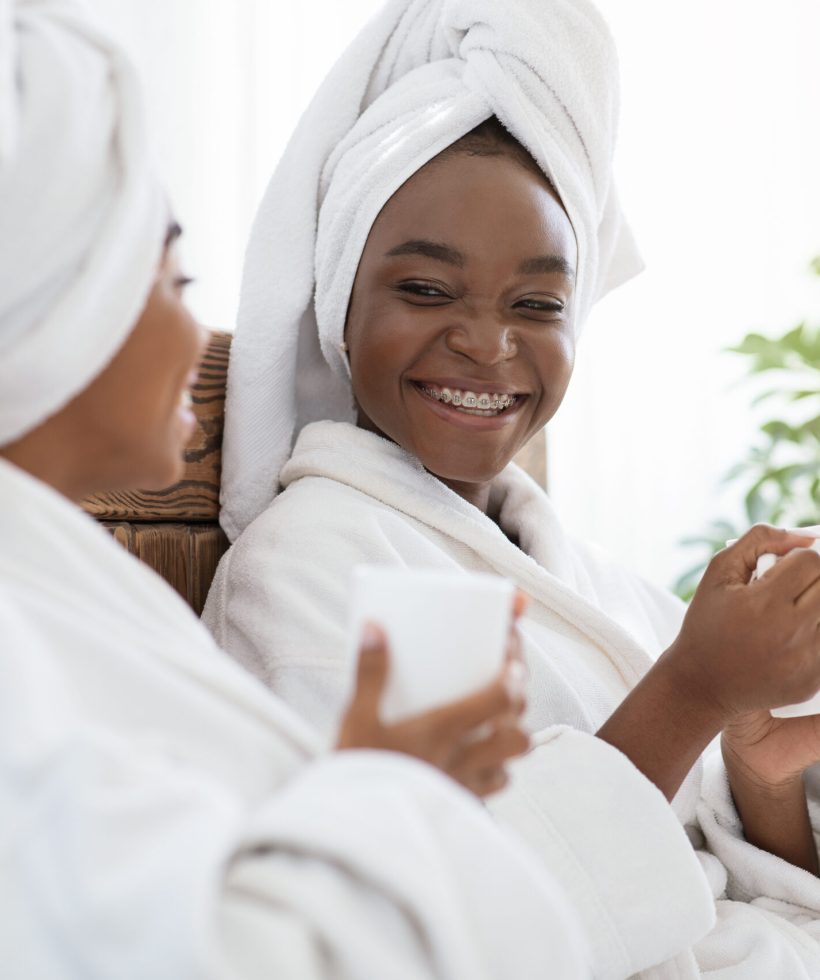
[413,382,521,417]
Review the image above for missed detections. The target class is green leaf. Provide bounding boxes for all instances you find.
[797,414,820,441]
[745,481,772,523]
[788,389,820,403]
[760,420,797,442]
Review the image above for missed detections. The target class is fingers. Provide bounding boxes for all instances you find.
[512,589,529,620]
[450,723,530,797]
[460,768,510,798]
[350,622,390,718]
[763,546,820,603]
[715,525,817,585]
[425,675,517,741]
[505,591,529,697]
[451,722,530,776]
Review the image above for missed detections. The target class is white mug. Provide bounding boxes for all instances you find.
[348,566,515,724]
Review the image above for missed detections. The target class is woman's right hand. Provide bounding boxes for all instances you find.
[336,596,530,798]
[665,524,820,719]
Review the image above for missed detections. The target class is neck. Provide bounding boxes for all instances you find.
[437,476,492,514]
[0,438,93,502]
[355,413,494,515]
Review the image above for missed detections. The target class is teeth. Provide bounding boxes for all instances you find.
[420,384,517,414]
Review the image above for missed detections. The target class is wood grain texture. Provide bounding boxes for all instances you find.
[101,521,229,616]
[83,331,231,523]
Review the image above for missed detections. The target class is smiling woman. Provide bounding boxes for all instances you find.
[346,121,577,508]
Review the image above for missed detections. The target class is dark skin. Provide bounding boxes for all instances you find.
[0,224,529,799]
[345,149,820,870]
[346,151,577,513]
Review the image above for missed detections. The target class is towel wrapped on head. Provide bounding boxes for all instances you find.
[222,0,642,542]
[0,0,166,447]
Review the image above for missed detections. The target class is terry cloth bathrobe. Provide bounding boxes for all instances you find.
[0,3,593,978]
[205,0,820,977]
[0,457,598,980]
[205,423,820,980]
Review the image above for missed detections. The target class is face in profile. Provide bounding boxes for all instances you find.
[344,148,577,495]
[86,227,206,490]
[48,225,207,495]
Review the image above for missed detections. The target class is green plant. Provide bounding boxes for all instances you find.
[673,262,820,601]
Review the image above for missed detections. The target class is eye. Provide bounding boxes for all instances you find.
[394,280,453,303]
[174,276,195,291]
[513,295,565,318]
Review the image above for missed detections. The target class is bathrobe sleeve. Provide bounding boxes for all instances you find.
[0,598,589,980]
[694,750,820,938]
[488,726,716,980]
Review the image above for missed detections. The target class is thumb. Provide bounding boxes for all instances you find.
[351,622,390,717]
[718,525,817,585]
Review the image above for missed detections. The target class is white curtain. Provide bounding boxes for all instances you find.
[86,0,820,589]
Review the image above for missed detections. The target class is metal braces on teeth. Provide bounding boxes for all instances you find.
[420,385,516,412]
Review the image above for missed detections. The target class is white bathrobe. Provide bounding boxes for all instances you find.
[204,420,820,979]
[0,456,606,980]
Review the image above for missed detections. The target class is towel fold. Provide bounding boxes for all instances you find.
[221,0,643,542]
[0,0,165,446]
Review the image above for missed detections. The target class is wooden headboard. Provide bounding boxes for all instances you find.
[83,330,547,614]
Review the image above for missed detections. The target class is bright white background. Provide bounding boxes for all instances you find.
[88,0,820,589]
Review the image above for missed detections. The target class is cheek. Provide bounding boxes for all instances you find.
[348,301,424,405]
[531,333,575,414]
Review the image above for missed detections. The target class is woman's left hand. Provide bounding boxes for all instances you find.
[722,709,820,787]
[721,710,820,874]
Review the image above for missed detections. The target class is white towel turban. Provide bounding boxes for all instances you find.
[0,0,166,447]
[221,0,643,542]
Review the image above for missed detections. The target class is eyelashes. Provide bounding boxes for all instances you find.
[394,280,565,314]
[174,276,196,290]
[395,281,450,299]
[515,297,564,313]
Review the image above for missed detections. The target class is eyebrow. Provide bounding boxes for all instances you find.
[385,239,465,268]
[518,254,575,279]
[385,238,574,279]
[164,221,183,248]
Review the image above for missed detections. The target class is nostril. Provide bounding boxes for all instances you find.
[445,324,518,364]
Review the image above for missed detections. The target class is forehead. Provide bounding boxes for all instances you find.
[365,151,577,269]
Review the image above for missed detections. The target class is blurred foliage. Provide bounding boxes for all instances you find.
[673,261,820,601]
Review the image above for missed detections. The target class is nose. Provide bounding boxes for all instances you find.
[444,314,517,366]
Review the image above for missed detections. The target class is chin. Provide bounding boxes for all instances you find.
[420,451,511,486]
[135,450,185,492]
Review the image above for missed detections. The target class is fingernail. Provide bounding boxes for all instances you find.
[505,660,528,700]
[361,623,380,651]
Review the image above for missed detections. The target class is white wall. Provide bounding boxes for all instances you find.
[551,0,820,586]
[88,0,820,589]
[86,0,386,330]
